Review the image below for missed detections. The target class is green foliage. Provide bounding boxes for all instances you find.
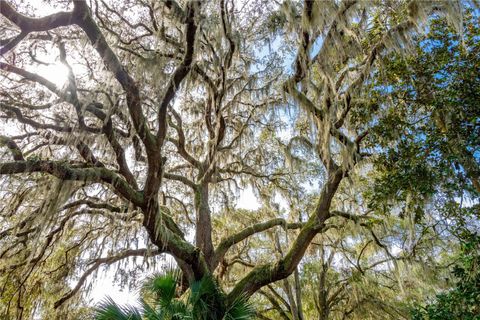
[363,11,480,217]
[94,271,254,320]
[411,232,480,320]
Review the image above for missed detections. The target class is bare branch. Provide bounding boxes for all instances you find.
[0,1,75,32]
[164,172,197,189]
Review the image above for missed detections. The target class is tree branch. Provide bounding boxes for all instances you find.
[0,135,24,161]
[164,172,197,189]
[213,218,304,269]
[226,168,345,305]
[54,248,160,308]
[0,1,75,32]
[156,0,201,146]
[0,160,143,206]
[73,1,157,154]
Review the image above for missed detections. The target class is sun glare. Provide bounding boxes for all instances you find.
[32,63,70,88]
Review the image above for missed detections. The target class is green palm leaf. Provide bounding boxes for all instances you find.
[188,276,225,320]
[143,270,179,306]
[94,297,142,320]
[222,295,255,320]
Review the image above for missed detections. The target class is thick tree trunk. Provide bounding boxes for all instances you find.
[141,202,210,280]
[141,176,210,281]
[194,182,214,268]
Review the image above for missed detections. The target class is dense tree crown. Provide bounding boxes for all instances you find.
[0,0,478,319]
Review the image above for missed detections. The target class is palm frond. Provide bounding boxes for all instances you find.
[188,276,226,320]
[223,295,255,320]
[143,270,179,309]
[94,297,142,320]
[140,299,162,320]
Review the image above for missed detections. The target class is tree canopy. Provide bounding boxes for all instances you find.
[0,0,478,319]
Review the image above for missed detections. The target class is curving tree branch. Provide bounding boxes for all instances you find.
[0,160,143,206]
[54,248,160,308]
[212,218,304,270]
[226,168,345,304]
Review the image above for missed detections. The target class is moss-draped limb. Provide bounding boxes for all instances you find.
[0,135,24,161]
[0,160,143,206]
[212,219,304,271]
[226,168,344,306]
[54,248,161,308]
[141,211,210,280]
[71,1,157,156]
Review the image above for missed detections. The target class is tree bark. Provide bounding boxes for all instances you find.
[294,267,305,320]
[317,265,329,320]
[195,182,214,268]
